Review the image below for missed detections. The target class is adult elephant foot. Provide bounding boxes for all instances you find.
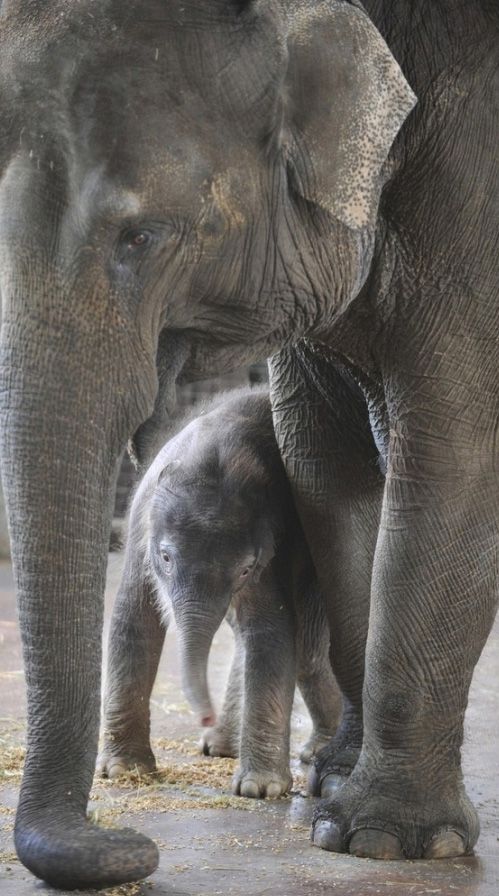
[299,730,336,765]
[311,761,479,860]
[308,723,362,797]
[14,810,159,890]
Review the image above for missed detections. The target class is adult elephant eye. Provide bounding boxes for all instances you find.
[129,231,148,247]
[123,228,152,252]
[116,227,157,268]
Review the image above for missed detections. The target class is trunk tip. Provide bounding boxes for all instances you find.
[200,713,217,728]
[14,812,159,889]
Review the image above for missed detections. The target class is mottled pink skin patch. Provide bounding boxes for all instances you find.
[201,713,216,728]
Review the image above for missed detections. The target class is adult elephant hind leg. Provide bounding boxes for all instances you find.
[98,536,166,780]
[270,345,384,796]
[296,579,342,764]
[312,397,498,859]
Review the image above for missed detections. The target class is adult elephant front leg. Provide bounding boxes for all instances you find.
[0,297,159,887]
[269,344,384,793]
[312,379,499,859]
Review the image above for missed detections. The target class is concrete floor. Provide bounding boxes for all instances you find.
[1,555,498,896]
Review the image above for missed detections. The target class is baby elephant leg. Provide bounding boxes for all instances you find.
[296,584,341,763]
[232,573,295,799]
[98,547,166,779]
[201,615,243,758]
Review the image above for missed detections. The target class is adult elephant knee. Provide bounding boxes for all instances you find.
[0,0,417,888]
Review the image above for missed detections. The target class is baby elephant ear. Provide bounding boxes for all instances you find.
[283,1,416,230]
[156,459,183,490]
[254,519,276,580]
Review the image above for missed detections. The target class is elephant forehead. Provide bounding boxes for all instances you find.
[1,58,266,227]
[0,0,284,144]
[70,147,259,234]
[151,478,256,539]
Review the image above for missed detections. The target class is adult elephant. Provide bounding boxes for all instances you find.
[0,0,497,890]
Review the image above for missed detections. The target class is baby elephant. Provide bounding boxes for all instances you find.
[99,388,339,798]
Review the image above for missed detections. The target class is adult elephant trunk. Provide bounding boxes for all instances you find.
[173,594,229,729]
[0,297,159,887]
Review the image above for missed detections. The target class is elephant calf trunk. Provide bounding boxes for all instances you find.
[174,609,221,731]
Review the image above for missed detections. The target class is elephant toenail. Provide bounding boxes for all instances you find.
[349,830,404,859]
[108,763,127,779]
[312,820,344,852]
[266,783,282,799]
[307,765,321,796]
[239,780,260,799]
[423,831,467,859]
[321,773,345,798]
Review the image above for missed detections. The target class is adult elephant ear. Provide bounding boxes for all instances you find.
[281,0,417,231]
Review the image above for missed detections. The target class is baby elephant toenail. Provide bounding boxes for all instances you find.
[312,821,344,852]
[349,830,404,859]
[239,780,260,798]
[107,762,128,779]
[424,831,467,859]
[265,782,283,799]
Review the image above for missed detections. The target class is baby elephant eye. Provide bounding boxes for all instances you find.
[240,564,254,579]
[159,548,174,574]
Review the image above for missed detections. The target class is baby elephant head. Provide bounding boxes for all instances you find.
[147,451,279,728]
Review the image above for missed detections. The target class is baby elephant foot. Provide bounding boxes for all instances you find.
[232,765,293,799]
[200,726,239,759]
[311,764,479,860]
[299,730,336,764]
[97,739,157,780]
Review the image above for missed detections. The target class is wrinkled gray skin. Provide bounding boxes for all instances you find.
[99,388,340,799]
[0,0,497,889]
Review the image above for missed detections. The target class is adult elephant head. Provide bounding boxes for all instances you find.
[0,0,415,888]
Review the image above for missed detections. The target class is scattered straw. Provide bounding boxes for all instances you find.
[95,755,237,792]
[151,737,200,756]
[0,743,25,781]
[97,884,144,896]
